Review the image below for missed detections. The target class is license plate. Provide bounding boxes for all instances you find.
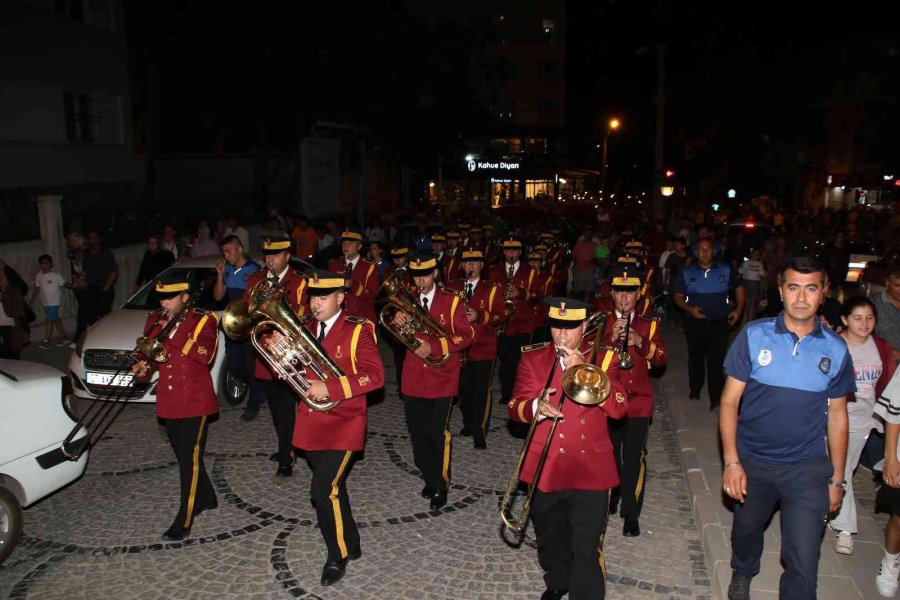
[86,372,134,386]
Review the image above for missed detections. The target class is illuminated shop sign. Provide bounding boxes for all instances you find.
[467,160,521,172]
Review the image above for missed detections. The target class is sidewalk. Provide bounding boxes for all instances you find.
[663,321,889,599]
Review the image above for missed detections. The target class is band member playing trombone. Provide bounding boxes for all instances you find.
[446,248,503,449]
[246,234,308,477]
[132,272,219,541]
[392,253,474,509]
[329,228,378,322]
[601,265,667,537]
[293,270,384,586]
[507,298,627,600]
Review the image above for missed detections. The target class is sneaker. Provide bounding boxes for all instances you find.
[877,554,900,597]
[39,339,50,349]
[835,530,854,555]
[56,337,70,346]
[727,572,752,600]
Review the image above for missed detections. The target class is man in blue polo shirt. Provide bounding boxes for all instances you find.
[720,256,854,600]
[674,237,745,410]
[213,234,262,420]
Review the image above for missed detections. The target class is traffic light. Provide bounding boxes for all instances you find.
[664,169,675,179]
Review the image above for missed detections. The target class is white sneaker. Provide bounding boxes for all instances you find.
[877,554,900,597]
[835,531,853,555]
[39,339,50,349]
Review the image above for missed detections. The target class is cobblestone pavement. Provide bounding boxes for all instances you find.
[1,341,713,600]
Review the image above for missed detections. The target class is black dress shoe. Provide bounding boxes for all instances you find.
[609,495,619,516]
[473,435,487,450]
[241,407,259,422]
[430,491,448,510]
[421,484,436,499]
[320,557,348,586]
[193,500,218,517]
[348,548,362,561]
[275,465,293,478]
[162,523,190,541]
[623,518,640,537]
[540,589,567,600]
[268,452,279,462]
[459,426,472,437]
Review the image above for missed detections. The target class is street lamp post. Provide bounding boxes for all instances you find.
[600,118,620,203]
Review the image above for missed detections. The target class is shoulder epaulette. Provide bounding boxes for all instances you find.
[345,315,370,325]
[521,341,551,353]
[362,258,376,265]
[638,314,661,322]
[193,307,212,315]
[440,285,465,298]
[149,308,165,315]
[596,292,612,299]
[482,279,503,287]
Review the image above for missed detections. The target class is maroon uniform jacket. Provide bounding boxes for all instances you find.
[245,269,308,380]
[641,265,656,299]
[487,263,543,335]
[382,265,413,291]
[329,257,378,323]
[441,250,461,283]
[596,313,666,418]
[400,286,474,398]
[530,269,556,330]
[594,293,653,317]
[293,312,384,452]
[445,278,503,361]
[143,308,219,420]
[508,342,627,492]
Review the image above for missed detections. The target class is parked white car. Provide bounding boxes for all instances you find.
[67,256,245,406]
[0,359,89,564]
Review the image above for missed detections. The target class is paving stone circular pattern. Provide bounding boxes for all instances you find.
[0,344,715,599]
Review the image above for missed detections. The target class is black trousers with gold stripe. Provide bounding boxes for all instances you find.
[260,379,297,469]
[307,450,360,562]
[402,396,453,493]
[609,416,651,521]
[532,488,609,599]
[165,414,217,529]
[458,359,493,440]
[497,332,531,402]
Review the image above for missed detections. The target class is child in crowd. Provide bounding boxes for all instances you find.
[28,254,68,348]
[738,248,767,324]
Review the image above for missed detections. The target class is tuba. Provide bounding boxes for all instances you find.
[376,270,450,366]
[222,278,344,411]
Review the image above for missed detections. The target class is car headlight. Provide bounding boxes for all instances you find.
[74,331,87,358]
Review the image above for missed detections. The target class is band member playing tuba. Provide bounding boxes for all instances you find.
[132,272,219,541]
[293,270,384,586]
[392,253,474,509]
[507,297,627,600]
[445,248,503,449]
[601,265,667,537]
[329,228,378,322]
[246,234,309,477]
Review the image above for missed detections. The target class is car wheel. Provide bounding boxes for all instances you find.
[218,367,248,407]
[0,487,24,565]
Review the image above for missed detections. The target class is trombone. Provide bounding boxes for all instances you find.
[499,312,612,534]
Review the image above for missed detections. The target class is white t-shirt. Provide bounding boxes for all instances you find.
[876,368,900,465]
[35,271,65,306]
[739,259,766,281]
[659,249,674,269]
[847,336,883,433]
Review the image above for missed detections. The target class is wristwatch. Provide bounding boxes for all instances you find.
[828,478,848,491]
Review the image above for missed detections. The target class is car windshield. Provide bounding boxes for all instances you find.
[124,267,224,311]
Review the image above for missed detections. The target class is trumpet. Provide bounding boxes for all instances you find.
[616,303,634,370]
[376,270,450,366]
[500,316,612,534]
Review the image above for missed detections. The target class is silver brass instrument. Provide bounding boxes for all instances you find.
[222,277,344,411]
[376,270,450,367]
[616,304,634,370]
[500,315,612,533]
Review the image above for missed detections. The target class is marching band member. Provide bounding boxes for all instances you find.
[446,248,503,449]
[293,270,385,586]
[329,228,378,322]
[393,253,474,509]
[381,246,412,385]
[132,272,219,541]
[489,238,543,405]
[442,230,462,282]
[528,249,553,344]
[246,234,308,477]
[601,265,667,537]
[508,297,627,600]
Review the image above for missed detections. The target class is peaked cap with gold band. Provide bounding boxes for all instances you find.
[460,248,484,262]
[340,228,364,242]
[430,233,446,243]
[154,271,191,299]
[408,253,439,275]
[469,226,483,235]
[390,246,410,258]
[445,231,460,240]
[527,251,543,262]
[615,255,639,265]
[608,264,643,292]
[262,234,292,255]
[502,237,523,250]
[544,296,592,329]
[306,269,347,296]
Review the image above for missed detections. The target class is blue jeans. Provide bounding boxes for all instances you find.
[731,455,832,600]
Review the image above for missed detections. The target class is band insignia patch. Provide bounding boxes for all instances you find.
[615,391,625,404]
[818,356,831,374]
[719,274,726,283]
[335,345,343,359]
[440,313,446,325]
[197,346,208,355]
[358,375,370,387]
[453,336,463,344]
[689,277,697,286]
[479,300,484,308]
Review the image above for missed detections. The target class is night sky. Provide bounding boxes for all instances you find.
[124,1,900,199]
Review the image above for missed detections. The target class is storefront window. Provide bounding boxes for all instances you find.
[526,180,554,202]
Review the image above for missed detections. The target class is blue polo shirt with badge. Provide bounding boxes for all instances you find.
[224,259,261,301]
[673,261,739,321]
[723,312,856,464]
